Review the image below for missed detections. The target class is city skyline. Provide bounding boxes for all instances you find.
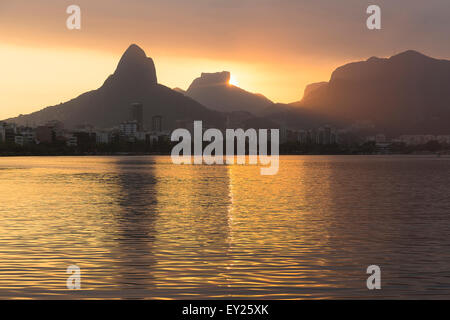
[2,0,450,304]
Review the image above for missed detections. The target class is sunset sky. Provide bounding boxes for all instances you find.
[1,0,450,120]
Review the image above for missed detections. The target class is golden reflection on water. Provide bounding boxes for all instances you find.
[1,156,450,299]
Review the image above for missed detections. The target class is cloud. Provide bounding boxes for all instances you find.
[2,0,450,61]
[1,0,450,118]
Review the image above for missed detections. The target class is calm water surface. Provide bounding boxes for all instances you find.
[0,155,450,299]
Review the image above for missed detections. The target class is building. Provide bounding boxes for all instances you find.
[14,135,25,146]
[46,120,64,138]
[437,135,450,145]
[3,123,17,144]
[366,134,386,144]
[120,120,138,141]
[19,128,36,144]
[152,115,162,133]
[279,127,288,144]
[317,128,325,144]
[95,131,110,144]
[134,132,147,141]
[131,103,144,131]
[297,130,307,144]
[147,133,159,145]
[120,120,138,136]
[36,126,54,144]
[324,126,332,145]
[0,124,5,143]
[73,131,96,148]
[66,135,78,147]
[296,126,338,145]
[399,135,437,145]
[375,134,386,143]
[375,143,391,154]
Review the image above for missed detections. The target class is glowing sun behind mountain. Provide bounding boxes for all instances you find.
[229,74,239,86]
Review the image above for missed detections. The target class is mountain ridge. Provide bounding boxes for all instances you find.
[185,71,273,114]
[5,48,450,135]
[7,44,224,130]
[297,50,450,134]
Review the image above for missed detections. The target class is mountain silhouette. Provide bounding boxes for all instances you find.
[113,44,157,85]
[184,71,273,114]
[7,48,450,135]
[302,82,327,99]
[299,50,450,134]
[8,44,224,130]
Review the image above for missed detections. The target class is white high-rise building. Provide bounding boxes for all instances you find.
[120,121,138,137]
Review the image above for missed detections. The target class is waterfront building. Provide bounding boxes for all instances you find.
[120,120,138,137]
[66,135,78,147]
[95,131,110,144]
[131,103,144,131]
[36,126,53,144]
[152,115,162,133]
[14,135,24,146]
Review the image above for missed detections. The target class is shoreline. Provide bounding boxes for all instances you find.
[0,152,448,158]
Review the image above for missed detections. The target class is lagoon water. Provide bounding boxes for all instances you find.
[1,155,450,299]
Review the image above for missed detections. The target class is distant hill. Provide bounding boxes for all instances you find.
[7,44,224,130]
[299,50,450,134]
[185,71,273,114]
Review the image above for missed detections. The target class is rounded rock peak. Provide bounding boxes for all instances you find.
[113,44,157,84]
[122,44,147,60]
[189,71,231,89]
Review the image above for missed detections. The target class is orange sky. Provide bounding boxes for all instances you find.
[1,0,450,119]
